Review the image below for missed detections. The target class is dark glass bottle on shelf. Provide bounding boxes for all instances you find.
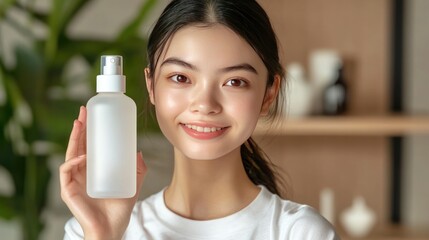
[322,65,347,115]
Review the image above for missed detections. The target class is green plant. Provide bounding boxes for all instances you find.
[0,0,157,239]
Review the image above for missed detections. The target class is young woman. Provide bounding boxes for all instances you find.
[60,0,339,239]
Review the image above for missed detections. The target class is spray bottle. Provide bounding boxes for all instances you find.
[86,55,136,198]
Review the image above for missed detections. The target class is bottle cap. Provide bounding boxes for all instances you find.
[101,56,123,75]
[97,55,126,93]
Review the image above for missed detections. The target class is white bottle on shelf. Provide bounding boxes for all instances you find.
[340,196,376,238]
[86,55,137,198]
[309,49,342,114]
[320,188,335,225]
[285,63,313,118]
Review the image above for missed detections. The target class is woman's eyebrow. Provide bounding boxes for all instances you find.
[160,57,258,75]
[220,63,258,75]
[161,57,198,70]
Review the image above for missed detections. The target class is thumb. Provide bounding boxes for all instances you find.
[134,151,147,198]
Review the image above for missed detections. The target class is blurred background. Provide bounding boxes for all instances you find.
[0,0,428,239]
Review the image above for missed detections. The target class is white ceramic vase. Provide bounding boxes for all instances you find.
[340,196,376,238]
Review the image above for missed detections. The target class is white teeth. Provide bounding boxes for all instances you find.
[185,124,223,133]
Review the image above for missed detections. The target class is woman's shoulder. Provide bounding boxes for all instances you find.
[272,194,327,224]
[262,187,339,239]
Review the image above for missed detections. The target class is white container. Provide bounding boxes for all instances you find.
[285,63,313,118]
[340,196,376,238]
[319,188,335,225]
[308,50,342,114]
[87,55,137,198]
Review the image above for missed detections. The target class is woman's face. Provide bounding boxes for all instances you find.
[146,24,276,160]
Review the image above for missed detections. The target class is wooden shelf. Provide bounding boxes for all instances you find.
[339,225,429,240]
[254,115,429,136]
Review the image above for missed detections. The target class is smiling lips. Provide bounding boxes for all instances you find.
[181,123,229,140]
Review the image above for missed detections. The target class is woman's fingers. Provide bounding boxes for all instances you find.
[65,106,87,161]
[137,151,147,181]
[77,106,87,155]
[65,120,83,161]
[134,151,147,199]
[59,155,86,198]
[77,106,87,124]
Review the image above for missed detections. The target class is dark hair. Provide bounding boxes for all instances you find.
[146,0,286,196]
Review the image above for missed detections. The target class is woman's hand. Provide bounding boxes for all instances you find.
[60,106,147,240]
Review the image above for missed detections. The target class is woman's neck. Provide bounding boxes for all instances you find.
[164,147,260,220]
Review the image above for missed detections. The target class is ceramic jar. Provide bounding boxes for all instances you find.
[340,196,376,238]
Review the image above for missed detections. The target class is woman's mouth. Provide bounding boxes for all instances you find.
[184,124,224,133]
[180,123,229,140]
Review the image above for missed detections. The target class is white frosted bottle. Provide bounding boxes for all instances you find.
[87,55,136,198]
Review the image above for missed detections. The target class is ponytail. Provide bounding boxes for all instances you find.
[241,137,286,197]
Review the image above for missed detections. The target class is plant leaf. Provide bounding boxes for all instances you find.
[59,0,93,35]
[0,0,16,19]
[0,195,16,220]
[12,45,45,104]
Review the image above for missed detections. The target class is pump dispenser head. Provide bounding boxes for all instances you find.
[101,56,123,75]
[97,55,126,93]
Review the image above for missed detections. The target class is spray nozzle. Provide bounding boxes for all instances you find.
[101,55,123,75]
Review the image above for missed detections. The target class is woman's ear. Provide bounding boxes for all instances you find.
[260,74,281,116]
[145,68,155,105]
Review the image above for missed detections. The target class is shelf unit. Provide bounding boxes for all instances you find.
[254,115,429,136]
[253,115,429,239]
[340,224,429,240]
[257,0,428,239]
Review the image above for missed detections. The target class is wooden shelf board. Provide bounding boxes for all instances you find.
[340,224,429,240]
[254,115,429,136]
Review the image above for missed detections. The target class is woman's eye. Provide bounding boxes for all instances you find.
[225,79,247,87]
[170,74,190,83]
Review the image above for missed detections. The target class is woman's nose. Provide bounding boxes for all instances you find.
[189,85,222,115]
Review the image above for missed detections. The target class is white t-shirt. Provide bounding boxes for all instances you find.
[64,186,339,240]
